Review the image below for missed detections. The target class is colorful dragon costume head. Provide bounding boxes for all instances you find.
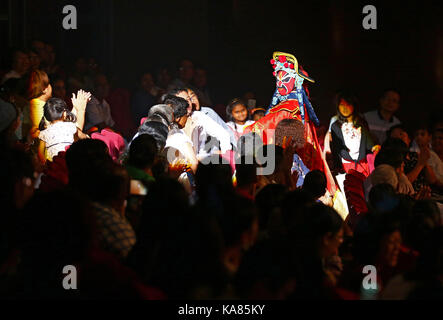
[268,51,319,126]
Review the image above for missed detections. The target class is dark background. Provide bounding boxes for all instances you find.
[1,0,442,126]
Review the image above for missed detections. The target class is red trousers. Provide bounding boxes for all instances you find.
[342,159,371,177]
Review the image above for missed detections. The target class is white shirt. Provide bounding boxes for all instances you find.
[341,122,362,163]
[191,111,232,157]
[39,121,77,161]
[165,129,193,156]
[227,120,255,135]
[85,96,115,131]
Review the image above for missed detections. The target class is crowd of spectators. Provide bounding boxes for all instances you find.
[0,40,442,299]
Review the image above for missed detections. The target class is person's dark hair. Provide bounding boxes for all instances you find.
[302,170,327,200]
[274,119,306,149]
[137,70,153,82]
[27,69,49,100]
[251,109,265,118]
[195,156,234,206]
[86,161,129,204]
[412,121,432,135]
[255,184,289,231]
[306,203,343,237]
[216,195,257,248]
[226,98,247,122]
[375,138,408,168]
[334,90,363,127]
[380,88,400,100]
[146,104,174,127]
[167,87,189,97]
[368,183,399,213]
[65,139,112,191]
[39,98,76,131]
[386,124,407,139]
[127,134,158,170]
[137,121,169,152]
[162,94,188,118]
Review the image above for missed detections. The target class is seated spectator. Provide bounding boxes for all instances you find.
[67,57,94,93]
[168,58,195,91]
[289,203,346,299]
[1,78,31,142]
[51,78,72,109]
[363,89,401,145]
[127,178,226,299]
[251,107,266,122]
[131,71,157,126]
[103,74,136,140]
[0,98,20,149]
[84,74,115,133]
[387,125,437,194]
[302,170,328,202]
[27,49,41,71]
[365,138,415,197]
[2,49,29,84]
[125,134,157,187]
[412,124,443,188]
[192,66,212,107]
[43,43,64,79]
[86,160,136,259]
[433,128,443,162]
[155,66,172,91]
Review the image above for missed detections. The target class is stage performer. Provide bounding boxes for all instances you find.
[244,52,339,203]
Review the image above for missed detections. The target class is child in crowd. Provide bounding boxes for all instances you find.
[413,125,443,188]
[38,92,90,162]
[226,98,254,141]
[251,107,266,122]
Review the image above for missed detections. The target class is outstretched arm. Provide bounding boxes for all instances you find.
[71,89,91,131]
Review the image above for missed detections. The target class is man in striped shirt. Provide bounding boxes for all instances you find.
[363,89,401,145]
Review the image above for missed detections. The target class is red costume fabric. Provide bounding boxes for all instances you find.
[244,99,336,193]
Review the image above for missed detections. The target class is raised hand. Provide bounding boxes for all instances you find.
[71,89,92,112]
[371,144,381,154]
